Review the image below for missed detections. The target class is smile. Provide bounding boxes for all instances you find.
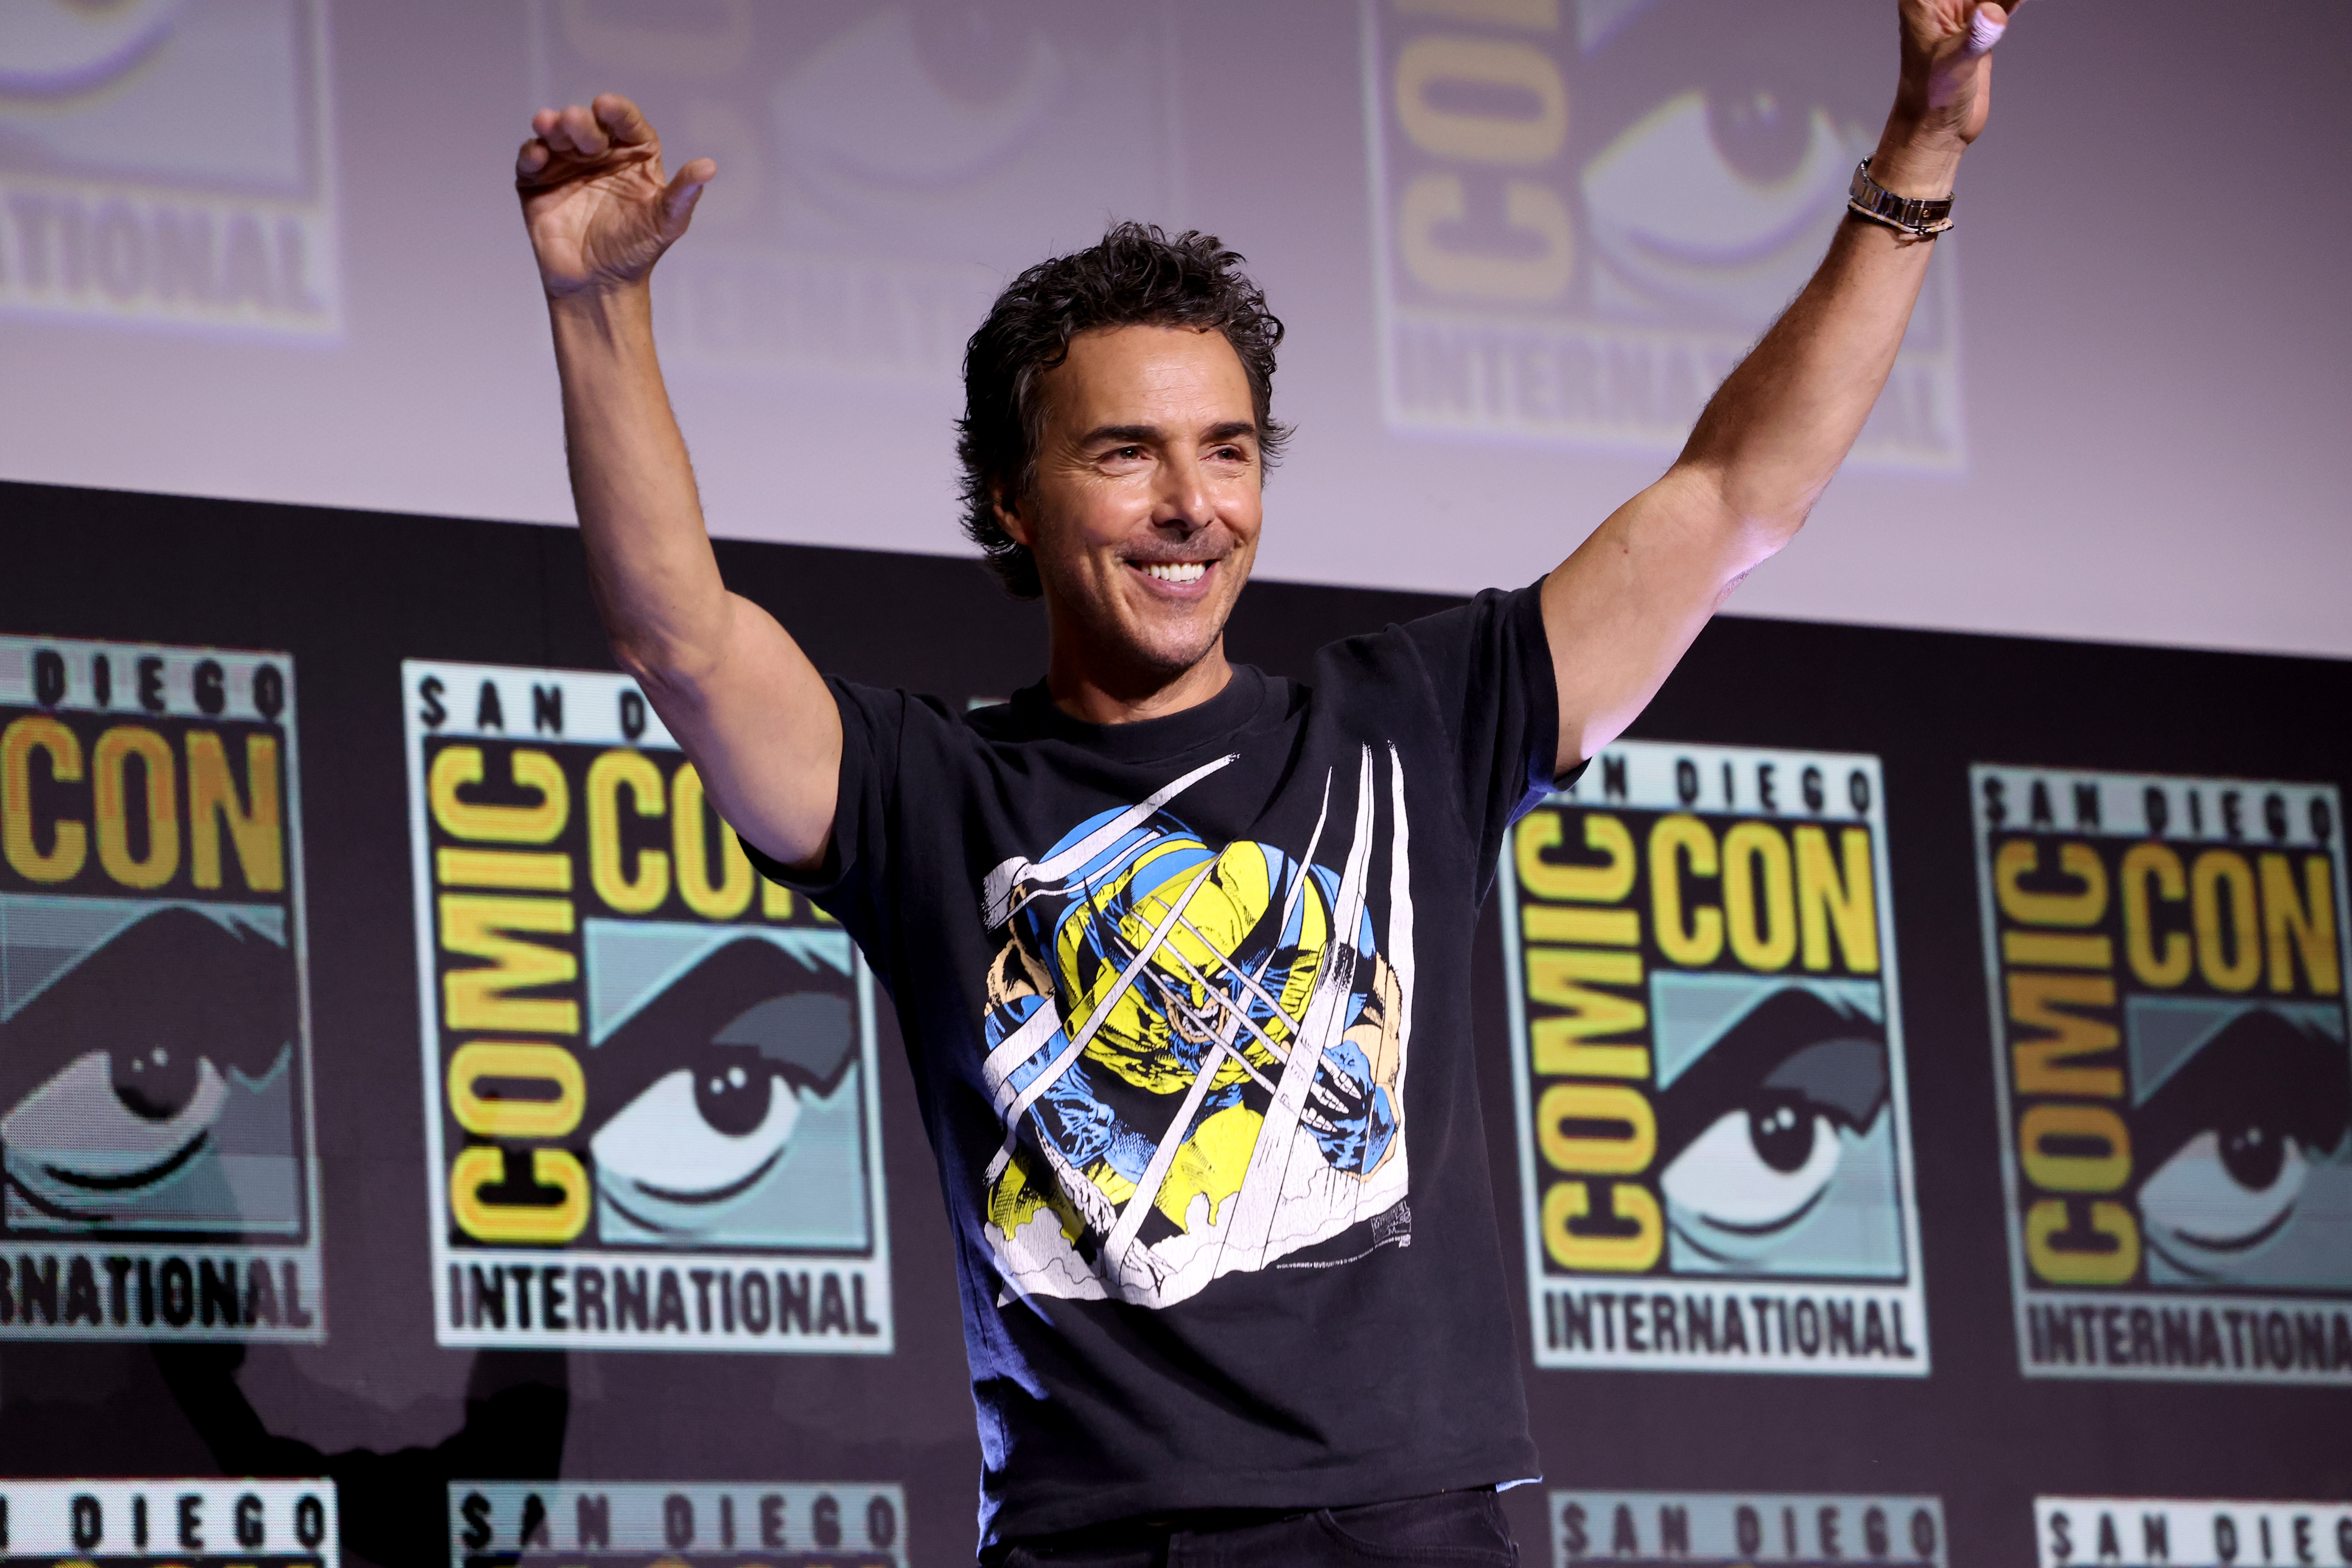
[1137,562,1207,586]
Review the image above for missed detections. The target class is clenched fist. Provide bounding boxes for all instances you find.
[516,93,715,299]
[1894,0,2020,152]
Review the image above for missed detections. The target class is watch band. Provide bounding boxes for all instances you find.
[1847,157,1954,239]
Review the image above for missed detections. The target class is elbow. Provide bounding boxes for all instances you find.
[1670,478,1806,573]
[594,583,740,709]
[1732,506,1808,566]
[1680,462,1818,565]
[608,631,722,715]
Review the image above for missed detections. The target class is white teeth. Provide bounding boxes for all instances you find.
[1141,562,1207,585]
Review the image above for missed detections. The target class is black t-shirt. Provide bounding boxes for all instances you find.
[746,583,1565,1546]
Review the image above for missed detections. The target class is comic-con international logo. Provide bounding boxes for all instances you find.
[1502,741,1927,1373]
[449,1482,905,1568]
[404,663,890,1352]
[1362,0,1959,467]
[526,2,1178,382]
[0,636,322,1341]
[0,1478,335,1567]
[0,0,340,335]
[1554,1490,1946,1567]
[1973,767,2352,1384]
[2035,1497,2352,1568]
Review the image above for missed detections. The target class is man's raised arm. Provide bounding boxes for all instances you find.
[1539,0,2014,774]
[517,95,840,873]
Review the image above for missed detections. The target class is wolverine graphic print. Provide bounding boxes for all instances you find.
[977,746,1416,1307]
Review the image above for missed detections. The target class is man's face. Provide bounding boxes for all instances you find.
[1001,324,1264,686]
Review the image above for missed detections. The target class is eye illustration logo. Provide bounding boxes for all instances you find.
[770,4,1172,254]
[1564,0,1875,336]
[2130,1004,2352,1289]
[1654,984,1896,1275]
[2,902,301,1232]
[1580,85,1865,331]
[584,931,868,1250]
[530,2,1179,382]
[1,904,295,1226]
[0,0,186,98]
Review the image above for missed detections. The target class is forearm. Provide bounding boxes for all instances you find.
[548,283,732,682]
[516,96,841,871]
[1541,126,1971,768]
[1674,124,1961,543]
[1538,2,2010,773]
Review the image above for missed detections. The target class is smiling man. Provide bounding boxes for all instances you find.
[517,4,2016,1560]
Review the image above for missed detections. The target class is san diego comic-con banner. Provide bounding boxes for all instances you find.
[0,1479,337,1567]
[0,635,323,1341]
[448,1482,906,1568]
[1502,740,1927,1373]
[404,662,891,1352]
[1972,766,2352,1384]
[1552,1491,1947,1567]
[2035,1497,2352,1568]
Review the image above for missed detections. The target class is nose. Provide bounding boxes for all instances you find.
[1151,447,1216,534]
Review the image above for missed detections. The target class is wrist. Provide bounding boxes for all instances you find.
[547,279,654,337]
[1869,110,1965,198]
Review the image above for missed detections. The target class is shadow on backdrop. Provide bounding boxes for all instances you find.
[153,1344,567,1568]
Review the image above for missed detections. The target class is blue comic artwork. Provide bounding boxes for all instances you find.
[976,748,1417,1307]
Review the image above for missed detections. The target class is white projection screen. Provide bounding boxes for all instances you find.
[0,0,2343,658]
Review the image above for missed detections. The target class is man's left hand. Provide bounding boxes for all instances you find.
[1889,0,2019,163]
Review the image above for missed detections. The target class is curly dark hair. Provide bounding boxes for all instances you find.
[956,222,1290,599]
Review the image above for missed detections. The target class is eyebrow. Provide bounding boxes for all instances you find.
[1079,421,1260,447]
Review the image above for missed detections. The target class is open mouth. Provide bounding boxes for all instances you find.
[1134,561,1209,588]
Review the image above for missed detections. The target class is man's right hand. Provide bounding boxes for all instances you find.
[517,94,715,299]
[521,93,842,879]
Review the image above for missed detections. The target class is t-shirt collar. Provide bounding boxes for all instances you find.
[1002,664,1270,764]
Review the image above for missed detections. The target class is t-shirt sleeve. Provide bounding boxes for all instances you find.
[737,677,901,949]
[1391,580,1581,878]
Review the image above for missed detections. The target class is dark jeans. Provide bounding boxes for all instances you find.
[983,1488,1519,1567]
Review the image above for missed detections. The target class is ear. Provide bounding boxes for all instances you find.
[993,482,1033,548]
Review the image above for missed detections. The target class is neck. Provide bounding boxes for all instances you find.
[1045,631,1234,726]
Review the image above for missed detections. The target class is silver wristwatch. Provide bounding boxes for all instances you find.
[1847,157,1954,240]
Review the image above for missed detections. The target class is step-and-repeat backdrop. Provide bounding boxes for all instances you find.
[0,481,2344,1567]
[0,0,2344,661]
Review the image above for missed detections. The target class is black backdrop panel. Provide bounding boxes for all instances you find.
[0,479,2345,1568]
